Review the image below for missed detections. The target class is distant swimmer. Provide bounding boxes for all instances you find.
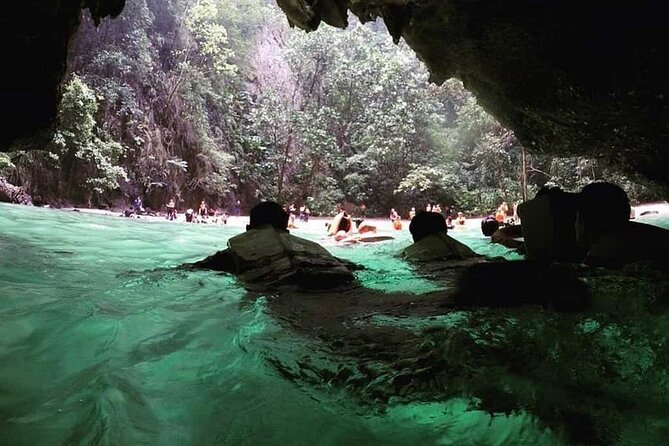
[327,213,394,244]
[454,211,467,227]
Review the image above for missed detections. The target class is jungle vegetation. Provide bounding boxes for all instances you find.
[0,0,661,215]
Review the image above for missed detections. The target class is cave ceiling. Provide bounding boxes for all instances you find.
[1,0,667,185]
[0,0,125,150]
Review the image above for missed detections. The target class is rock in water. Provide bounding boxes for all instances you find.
[0,176,33,205]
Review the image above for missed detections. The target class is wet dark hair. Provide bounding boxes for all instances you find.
[481,217,500,236]
[247,201,289,231]
[535,185,564,197]
[409,211,448,242]
[578,182,630,238]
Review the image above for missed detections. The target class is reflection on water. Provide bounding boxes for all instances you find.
[1,203,668,445]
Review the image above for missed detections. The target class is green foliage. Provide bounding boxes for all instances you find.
[0,153,14,177]
[6,0,660,211]
[185,0,237,75]
[53,75,127,200]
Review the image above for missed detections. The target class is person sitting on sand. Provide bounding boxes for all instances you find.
[122,207,139,218]
[185,208,195,223]
[193,201,358,288]
[401,211,478,261]
[133,196,144,214]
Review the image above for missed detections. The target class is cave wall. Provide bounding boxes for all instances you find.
[0,0,667,185]
[0,0,124,150]
[277,0,669,185]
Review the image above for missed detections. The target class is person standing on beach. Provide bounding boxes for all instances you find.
[133,196,144,214]
[166,198,177,221]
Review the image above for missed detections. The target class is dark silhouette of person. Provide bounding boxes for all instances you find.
[576,182,669,272]
[409,211,448,242]
[481,216,500,236]
[403,211,477,260]
[246,201,289,231]
[518,185,581,262]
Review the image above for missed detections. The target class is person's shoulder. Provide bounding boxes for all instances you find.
[586,221,669,270]
[403,232,477,261]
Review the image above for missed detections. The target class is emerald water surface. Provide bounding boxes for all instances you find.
[1,203,668,445]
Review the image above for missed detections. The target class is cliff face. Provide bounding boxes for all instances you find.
[276,0,669,185]
[0,0,124,149]
[1,0,668,184]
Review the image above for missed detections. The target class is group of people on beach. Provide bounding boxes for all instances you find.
[164,198,229,224]
[123,196,231,224]
[284,204,311,229]
[394,203,467,231]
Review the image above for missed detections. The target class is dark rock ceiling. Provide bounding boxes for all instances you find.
[0,0,124,150]
[1,0,667,185]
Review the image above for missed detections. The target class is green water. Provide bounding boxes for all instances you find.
[1,203,668,445]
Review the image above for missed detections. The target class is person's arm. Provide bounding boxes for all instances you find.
[191,248,236,272]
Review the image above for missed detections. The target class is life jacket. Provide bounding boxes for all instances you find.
[228,226,356,288]
[402,232,478,262]
[393,219,402,230]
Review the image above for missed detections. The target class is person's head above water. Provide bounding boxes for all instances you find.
[576,182,630,244]
[409,211,448,242]
[535,184,564,198]
[247,201,289,231]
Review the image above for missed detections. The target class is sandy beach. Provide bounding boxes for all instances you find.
[59,200,669,232]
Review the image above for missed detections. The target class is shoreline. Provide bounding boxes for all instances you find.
[60,200,669,220]
[4,200,668,230]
